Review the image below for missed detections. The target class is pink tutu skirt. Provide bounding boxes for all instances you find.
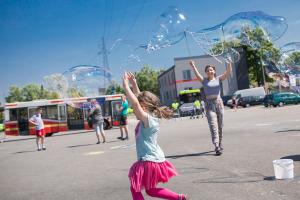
[128,160,178,192]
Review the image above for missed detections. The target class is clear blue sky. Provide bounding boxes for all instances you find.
[1,0,299,103]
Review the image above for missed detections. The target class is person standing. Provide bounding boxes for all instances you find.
[29,107,46,151]
[89,99,106,144]
[231,96,238,111]
[194,99,201,119]
[118,95,129,140]
[189,60,232,156]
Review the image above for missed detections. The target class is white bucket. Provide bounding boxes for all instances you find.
[273,159,294,179]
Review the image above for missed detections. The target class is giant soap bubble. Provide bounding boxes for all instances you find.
[222,11,287,47]
[278,42,300,75]
[189,11,287,63]
[142,6,188,52]
[43,73,69,98]
[63,65,112,97]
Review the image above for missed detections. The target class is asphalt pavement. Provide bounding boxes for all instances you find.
[0,105,300,200]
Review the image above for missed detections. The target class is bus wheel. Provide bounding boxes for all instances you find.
[103,120,110,130]
[46,133,54,137]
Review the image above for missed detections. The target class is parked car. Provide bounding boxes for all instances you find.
[238,96,264,107]
[221,95,232,107]
[264,92,300,107]
[179,103,196,117]
[227,87,266,108]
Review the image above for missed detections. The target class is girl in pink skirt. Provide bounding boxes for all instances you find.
[123,72,187,200]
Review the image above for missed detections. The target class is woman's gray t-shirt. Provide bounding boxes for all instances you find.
[202,76,221,99]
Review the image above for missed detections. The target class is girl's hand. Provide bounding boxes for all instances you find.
[122,72,129,87]
[128,72,137,84]
[189,60,196,67]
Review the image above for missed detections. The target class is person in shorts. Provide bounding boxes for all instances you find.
[118,95,129,140]
[29,107,46,151]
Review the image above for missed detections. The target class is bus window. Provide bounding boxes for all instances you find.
[9,109,17,121]
[103,101,110,117]
[58,105,67,121]
[46,105,58,120]
[28,108,36,119]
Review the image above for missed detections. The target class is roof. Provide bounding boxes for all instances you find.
[158,65,175,79]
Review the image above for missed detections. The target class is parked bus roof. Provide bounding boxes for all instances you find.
[4,94,124,109]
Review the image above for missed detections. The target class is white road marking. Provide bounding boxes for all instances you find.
[84,151,105,156]
[110,144,136,150]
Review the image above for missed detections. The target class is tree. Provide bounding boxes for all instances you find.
[212,27,280,87]
[243,28,280,87]
[5,85,23,103]
[68,88,85,98]
[105,81,124,95]
[134,65,164,96]
[5,84,59,103]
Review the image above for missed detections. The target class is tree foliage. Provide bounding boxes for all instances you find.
[244,28,280,87]
[105,81,125,95]
[134,65,164,96]
[212,27,280,87]
[5,84,59,103]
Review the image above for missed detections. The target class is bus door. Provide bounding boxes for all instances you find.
[18,108,29,135]
[58,105,68,131]
[67,105,84,130]
[111,100,122,126]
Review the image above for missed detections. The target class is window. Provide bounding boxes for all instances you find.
[46,106,58,120]
[9,109,17,121]
[182,70,191,80]
[58,105,67,121]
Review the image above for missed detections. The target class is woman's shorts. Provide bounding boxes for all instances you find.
[120,116,128,126]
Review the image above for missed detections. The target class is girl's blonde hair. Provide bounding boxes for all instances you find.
[137,91,173,119]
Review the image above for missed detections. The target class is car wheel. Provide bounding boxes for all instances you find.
[246,103,250,107]
[279,102,284,107]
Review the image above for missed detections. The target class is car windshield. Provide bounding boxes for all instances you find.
[180,103,194,108]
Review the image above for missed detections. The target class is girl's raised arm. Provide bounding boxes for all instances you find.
[189,60,204,83]
[122,72,148,124]
[128,72,140,95]
[219,61,232,81]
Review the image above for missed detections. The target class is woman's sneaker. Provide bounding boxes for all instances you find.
[215,147,222,156]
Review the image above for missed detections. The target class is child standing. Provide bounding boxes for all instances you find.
[29,107,46,151]
[123,72,187,200]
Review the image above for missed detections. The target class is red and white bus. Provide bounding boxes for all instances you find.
[4,94,124,136]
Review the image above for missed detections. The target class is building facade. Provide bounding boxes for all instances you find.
[158,49,249,106]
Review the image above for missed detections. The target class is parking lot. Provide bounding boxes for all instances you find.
[0,105,300,200]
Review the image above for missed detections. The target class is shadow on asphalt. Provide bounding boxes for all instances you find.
[2,130,94,143]
[166,151,215,159]
[275,129,300,133]
[67,143,98,148]
[67,140,120,148]
[13,150,37,154]
[281,155,300,161]
[264,176,276,181]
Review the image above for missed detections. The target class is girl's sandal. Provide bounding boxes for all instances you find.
[179,194,188,200]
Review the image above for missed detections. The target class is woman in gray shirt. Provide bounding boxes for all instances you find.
[89,99,106,144]
[189,60,232,155]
